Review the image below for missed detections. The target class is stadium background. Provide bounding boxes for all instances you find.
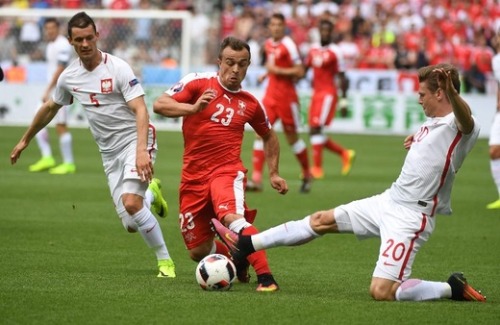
[0,0,498,138]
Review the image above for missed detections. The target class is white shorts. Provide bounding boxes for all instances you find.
[102,142,157,208]
[488,112,500,146]
[334,190,435,282]
[38,101,69,125]
[54,105,69,125]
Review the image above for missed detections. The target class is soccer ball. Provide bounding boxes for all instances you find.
[195,254,237,291]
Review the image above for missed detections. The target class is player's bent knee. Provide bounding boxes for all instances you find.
[370,281,398,301]
[189,243,213,262]
[122,194,143,215]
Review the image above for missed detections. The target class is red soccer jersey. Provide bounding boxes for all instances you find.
[263,36,302,101]
[167,72,272,183]
[304,43,345,93]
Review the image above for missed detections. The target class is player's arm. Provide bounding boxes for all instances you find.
[266,62,305,79]
[10,99,62,164]
[153,90,215,118]
[127,95,153,182]
[436,68,474,134]
[261,129,288,195]
[337,71,349,116]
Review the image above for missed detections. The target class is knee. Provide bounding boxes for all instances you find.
[489,146,500,159]
[188,244,212,262]
[122,195,143,215]
[369,283,396,301]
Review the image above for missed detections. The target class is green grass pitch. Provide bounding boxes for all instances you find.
[1,126,499,324]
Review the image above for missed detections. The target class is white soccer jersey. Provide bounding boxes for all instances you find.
[53,52,146,153]
[389,113,480,216]
[492,53,500,82]
[46,34,72,81]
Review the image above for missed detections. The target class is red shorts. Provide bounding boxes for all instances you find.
[309,91,337,128]
[178,171,256,250]
[263,95,301,133]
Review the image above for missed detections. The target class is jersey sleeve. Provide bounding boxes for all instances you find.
[116,59,145,102]
[283,36,302,65]
[165,73,202,104]
[52,73,73,106]
[493,55,500,82]
[330,44,346,73]
[249,101,272,137]
[56,39,72,66]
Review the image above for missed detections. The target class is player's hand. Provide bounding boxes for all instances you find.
[433,68,457,96]
[403,134,414,150]
[193,89,216,113]
[136,150,153,182]
[338,98,348,118]
[270,175,288,195]
[257,73,267,85]
[10,140,28,165]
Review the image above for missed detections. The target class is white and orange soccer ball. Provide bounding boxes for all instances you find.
[195,254,237,291]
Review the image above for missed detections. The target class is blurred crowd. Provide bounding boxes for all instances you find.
[1,0,499,93]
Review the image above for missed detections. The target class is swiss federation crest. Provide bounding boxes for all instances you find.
[237,100,246,116]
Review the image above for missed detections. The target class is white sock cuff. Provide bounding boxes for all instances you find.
[292,139,306,154]
[253,139,264,150]
[228,218,251,233]
[310,134,326,145]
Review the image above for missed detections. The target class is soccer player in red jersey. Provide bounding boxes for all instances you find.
[303,19,355,179]
[247,13,312,193]
[153,37,288,292]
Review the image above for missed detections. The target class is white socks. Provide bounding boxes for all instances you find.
[35,128,52,157]
[395,279,452,301]
[133,206,170,260]
[252,216,320,251]
[35,129,75,165]
[59,132,74,164]
[490,159,500,198]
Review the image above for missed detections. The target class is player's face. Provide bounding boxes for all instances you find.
[218,47,250,91]
[269,17,285,41]
[418,81,439,117]
[68,25,99,62]
[44,21,59,42]
[319,24,332,44]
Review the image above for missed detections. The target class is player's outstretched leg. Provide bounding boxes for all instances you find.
[447,272,486,302]
[212,218,277,292]
[212,218,255,259]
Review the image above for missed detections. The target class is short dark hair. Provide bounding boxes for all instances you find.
[270,13,285,22]
[218,36,251,61]
[418,63,461,94]
[67,12,97,38]
[44,17,60,27]
[319,19,333,29]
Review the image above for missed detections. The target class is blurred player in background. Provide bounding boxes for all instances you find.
[10,12,175,278]
[303,19,355,179]
[247,13,312,193]
[153,36,288,292]
[29,18,76,174]
[214,64,485,302]
[486,33,500,209]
